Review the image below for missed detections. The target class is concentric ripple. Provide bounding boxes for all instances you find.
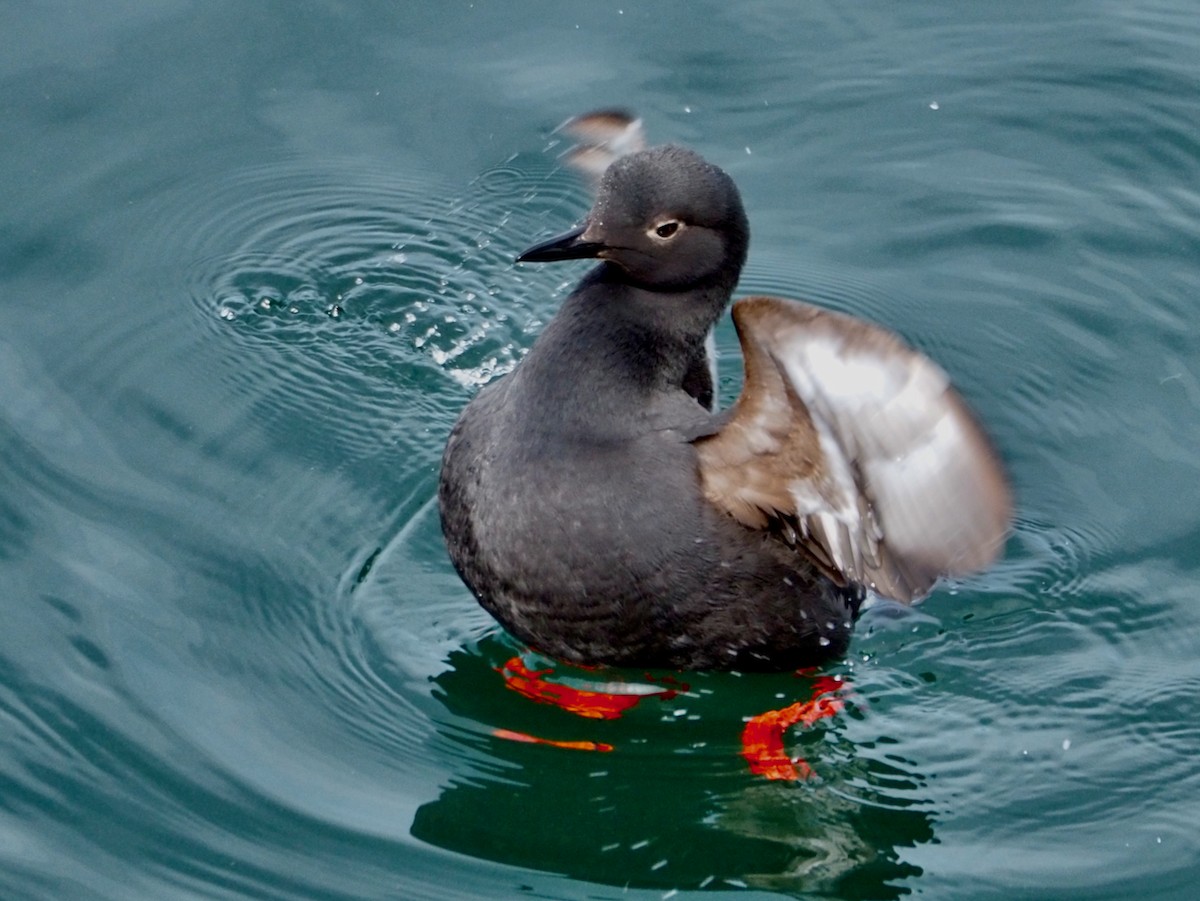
[169,158,576,462]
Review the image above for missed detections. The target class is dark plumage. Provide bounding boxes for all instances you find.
[438,115,1010,672]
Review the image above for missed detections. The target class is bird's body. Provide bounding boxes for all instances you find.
[439,120,1010,673]
[439,262,861,670]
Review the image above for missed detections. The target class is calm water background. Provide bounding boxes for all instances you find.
[2,1,1199,899]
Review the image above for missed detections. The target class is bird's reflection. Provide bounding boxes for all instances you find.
[412,636,933,897]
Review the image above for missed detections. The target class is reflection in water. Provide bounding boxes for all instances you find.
[414,639,931,897]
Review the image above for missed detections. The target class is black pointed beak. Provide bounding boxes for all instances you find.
[516,224,606,263]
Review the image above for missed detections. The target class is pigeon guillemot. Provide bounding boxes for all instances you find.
[438,113,1010,672]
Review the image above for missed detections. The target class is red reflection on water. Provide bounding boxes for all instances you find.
[492,728,613,752]
[497,656,676,720]
[741,675,846,781]
[497,655,847,779]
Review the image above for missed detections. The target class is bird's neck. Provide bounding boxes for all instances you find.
[529,263,729,397]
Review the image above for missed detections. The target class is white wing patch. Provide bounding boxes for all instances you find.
[696,295,1011,603]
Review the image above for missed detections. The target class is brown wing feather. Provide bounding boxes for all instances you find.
[695,295,1011,603]
[557,110,646,184]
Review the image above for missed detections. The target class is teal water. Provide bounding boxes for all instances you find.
[2,2,1199,899]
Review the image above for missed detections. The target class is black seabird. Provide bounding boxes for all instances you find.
[438,113,1010,672]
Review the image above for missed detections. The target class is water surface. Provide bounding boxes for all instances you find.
[2,1,1199,899]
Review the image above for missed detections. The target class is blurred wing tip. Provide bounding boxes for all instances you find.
[557,109,646,183]
[557,109,644,141]
[562,145,620,179]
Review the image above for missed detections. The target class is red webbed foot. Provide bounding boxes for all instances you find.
[492,656,684,751]
[741,672,848,781]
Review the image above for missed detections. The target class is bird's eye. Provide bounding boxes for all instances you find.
[654,221,680,239]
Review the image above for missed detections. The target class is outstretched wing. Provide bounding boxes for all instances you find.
[557,109,646,185]
[694,295,1011,603]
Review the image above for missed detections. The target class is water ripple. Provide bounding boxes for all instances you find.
[107,155,595,478]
